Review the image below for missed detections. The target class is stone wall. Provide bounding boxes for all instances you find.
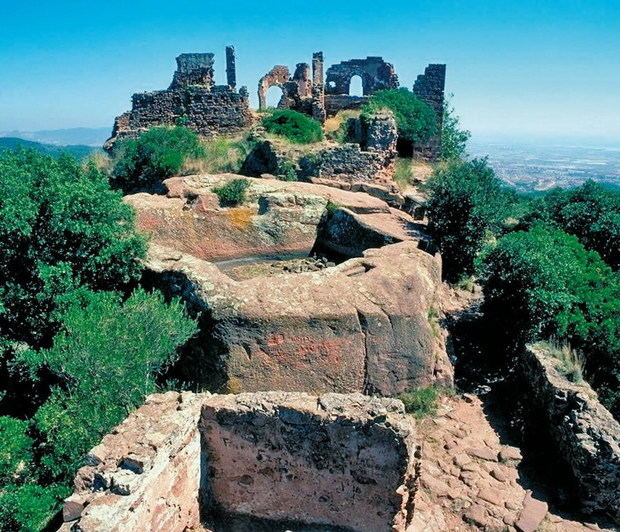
[412,64,446,161]
[325,57,398,96]
[104,49,252,151]
[518,343,620,524]
[58,392,206,531]
[201,392,418,531]
[59,391,419,532]
[243,110,397,186]
[257,52,326,121]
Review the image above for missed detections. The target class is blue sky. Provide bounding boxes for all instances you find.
[0,0,618,141]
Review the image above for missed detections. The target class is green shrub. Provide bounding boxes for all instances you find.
[393,157,413,187]
[0,483,67,532]
[278,160,298,181]
[480,226,620,416]
[0,150,146,348]
[426,158,512,282]
[398,386,439,418]
[199,136,256,174]
[111,126,206,193]
[261,110,324,144]
[440,95,471,161]
[363,88,436,143]
[213,178,251,206]
[523,180,620,270]
[0,417,33,484]
[26,289,197,478]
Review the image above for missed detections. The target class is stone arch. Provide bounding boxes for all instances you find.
[325,57,398,96]
[257,66,291,109]
[348,74,364,96]
[266,85,285,108]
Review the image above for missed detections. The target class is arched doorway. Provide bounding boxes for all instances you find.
[349,75,363,96]
[266,85,285,108]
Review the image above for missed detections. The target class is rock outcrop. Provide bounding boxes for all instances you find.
[146,239,452,396]
[60,391,419,532]
[518,343,620,523]
[125,174,428,263]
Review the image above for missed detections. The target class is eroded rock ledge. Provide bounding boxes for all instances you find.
[128,175,450,396]
[59,391,419,532]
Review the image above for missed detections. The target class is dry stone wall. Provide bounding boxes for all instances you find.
[412,64,446,161]
[518,343,620,524]
[59,391,419,532]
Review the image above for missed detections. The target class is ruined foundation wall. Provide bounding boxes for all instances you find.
[105,50,252,150]
[200,392,418,532]
[518,344,620,524]
[60,392,419,532]
[58,392,206,531]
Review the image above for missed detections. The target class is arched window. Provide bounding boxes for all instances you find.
[266,85,285,108]
[349,75,363,96]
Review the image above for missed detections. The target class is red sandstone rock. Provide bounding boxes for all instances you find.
[515,492,548,532]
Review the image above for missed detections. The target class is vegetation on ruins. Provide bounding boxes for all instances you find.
[110,125,206,192]
[0,150,197,530]
[261,109,324,144]
[398,386,440,418]
[363,88,437,144]
[440,95,471,161]
[198,135,257,174]
[425,158,513,282]
[213,177,251,206]
[479,226,620,416]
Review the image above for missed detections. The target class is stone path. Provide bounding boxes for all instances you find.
[408,394,613,532]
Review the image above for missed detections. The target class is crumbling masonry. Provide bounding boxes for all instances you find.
[104,47,252,151]
[105,47,446,160]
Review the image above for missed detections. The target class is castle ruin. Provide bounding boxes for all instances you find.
[105,47,446,160]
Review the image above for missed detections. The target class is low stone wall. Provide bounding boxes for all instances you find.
[59,391,419,532]
[58,392,206,531]
[201,392,418,531]
[518,344,620,524]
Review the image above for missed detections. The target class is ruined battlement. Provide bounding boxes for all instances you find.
[105,47,446,160]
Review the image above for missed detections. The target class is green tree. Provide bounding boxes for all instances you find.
[24,289,197,477]
[0,417,33,484]
[440,95,471,160]
[261,110,324,144]
[523,180,620,270]
[426,158,511,282]
[111,126,206,193]
[363,88,437,143]
[0,483,67,532]
[0,150,146,348]
[480,226,620,416]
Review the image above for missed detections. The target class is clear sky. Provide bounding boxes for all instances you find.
[0,0,618,141]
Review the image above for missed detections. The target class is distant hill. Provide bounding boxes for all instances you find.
[0,137,100,159]
[0,127,110,147]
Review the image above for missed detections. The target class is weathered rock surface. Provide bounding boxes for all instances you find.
[410,394,612,532]
[146,239,452,396]
[125,174,423,263]
[200,391,418,531]
[60,391,419,532]
[518,343,620,524]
